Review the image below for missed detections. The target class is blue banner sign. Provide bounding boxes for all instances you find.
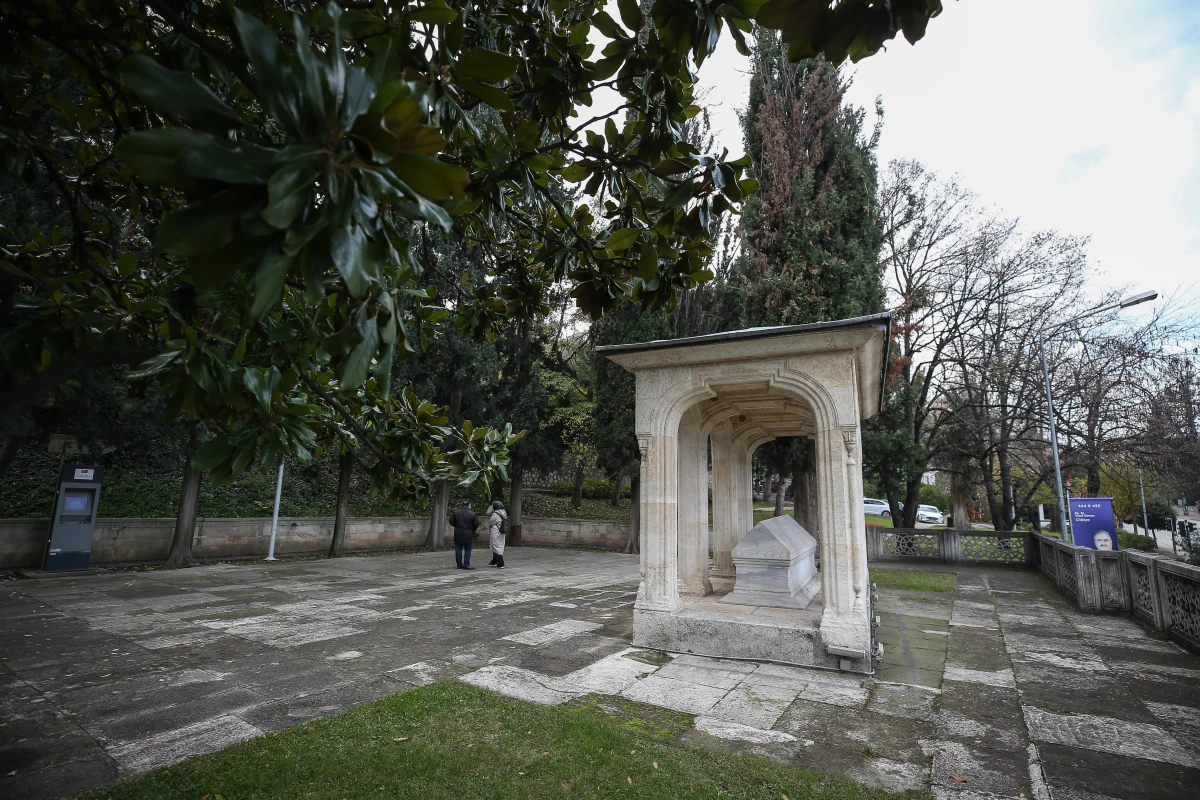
[1069,498,1118,551]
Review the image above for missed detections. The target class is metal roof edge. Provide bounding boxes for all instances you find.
[594,311,893,355]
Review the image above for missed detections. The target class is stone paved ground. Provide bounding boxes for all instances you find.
[1,549,1198,800]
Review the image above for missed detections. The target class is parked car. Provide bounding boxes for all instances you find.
[864,498,891,518]
[917,504,946,525]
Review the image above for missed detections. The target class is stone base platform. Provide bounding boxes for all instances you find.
[633,591,839,668]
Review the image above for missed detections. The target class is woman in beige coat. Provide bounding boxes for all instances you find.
[487,501,508,568]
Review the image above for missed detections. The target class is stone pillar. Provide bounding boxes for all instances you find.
[733,439,756,549]
[635,431,680,613]
[709,421,736,581]
[817,424,871,661]
[677,407,711,596]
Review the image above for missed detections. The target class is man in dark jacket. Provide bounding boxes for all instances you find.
[449,501,480,570]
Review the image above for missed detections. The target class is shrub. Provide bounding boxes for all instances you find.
[918,484,951,511]
[1117,531,1158,552]
[549,479,631,500]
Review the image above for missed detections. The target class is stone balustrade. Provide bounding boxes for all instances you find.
[866,526,1036,567]
[1032,533,1200,653]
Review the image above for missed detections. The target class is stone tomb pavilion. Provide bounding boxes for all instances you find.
[598,313,890,672]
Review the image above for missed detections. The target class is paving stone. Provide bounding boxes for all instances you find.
[707,682,799,729]
[1144,701,1200,760]
[867,681,938,719]
[1016,670,1158,723]
[620,675,729,715]
[500,619,602,645]
[1023,706,1196,767]
[0,754,121,800]
[920,737,1032,797]
[694,715,797,743]
[654,655,758,690]
[107,713,263,773]
[1037,741,1200,800]
[943,664,1016,688]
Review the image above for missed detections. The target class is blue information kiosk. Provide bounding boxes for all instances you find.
[43,464,104,572]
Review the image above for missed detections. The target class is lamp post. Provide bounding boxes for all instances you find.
[1039,290,1157,545]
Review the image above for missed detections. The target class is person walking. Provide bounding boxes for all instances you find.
[449,500,480,570]
[487,501,508,568]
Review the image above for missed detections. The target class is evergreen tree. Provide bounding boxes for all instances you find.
[735,28,885,328]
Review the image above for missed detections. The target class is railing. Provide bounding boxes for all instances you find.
[1033,533,1200,654]
[866,527,1035,567]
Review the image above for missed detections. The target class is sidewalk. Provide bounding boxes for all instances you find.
[2,551,1197,799]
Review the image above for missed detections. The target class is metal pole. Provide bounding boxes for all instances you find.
[266,457,284,561]
[1137,467,1150,544]
[1040,329,1072,544]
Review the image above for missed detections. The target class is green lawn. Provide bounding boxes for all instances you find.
[869,568,956,593]
[81,682,908,800]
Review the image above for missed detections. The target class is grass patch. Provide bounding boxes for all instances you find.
[870,568,956,593]
[81,682,905,800]
[865,514,893,528]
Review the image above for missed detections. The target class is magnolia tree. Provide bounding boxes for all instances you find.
[0,0,942,565]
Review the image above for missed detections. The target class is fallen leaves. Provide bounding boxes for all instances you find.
[653,762,658,769]
[393,737,408,742]
[950,775,967,783]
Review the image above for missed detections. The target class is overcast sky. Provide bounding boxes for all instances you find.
[695,0,1200,311]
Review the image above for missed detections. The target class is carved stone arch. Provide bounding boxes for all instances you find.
[767,368,846,432]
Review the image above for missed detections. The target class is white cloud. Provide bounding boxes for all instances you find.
[696,0,1200,306]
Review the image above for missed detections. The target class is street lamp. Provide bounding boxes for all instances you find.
[1039,290,1158,544]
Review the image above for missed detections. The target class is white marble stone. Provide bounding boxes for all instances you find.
[500,619,602,646]
[602,320,887,669]
[721,515,820,608]
[694,715,798,744]
[707,682,800,729]
[621,675,729,715]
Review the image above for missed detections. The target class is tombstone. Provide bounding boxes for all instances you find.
[721,515,820,609]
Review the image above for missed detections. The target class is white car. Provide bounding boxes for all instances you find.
[864,498,891,518]
[917,504,945,525]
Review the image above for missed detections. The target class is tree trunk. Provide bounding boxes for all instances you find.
[571,462,584,508]
[951,473,971,531]
[774,475,784,517]
[793,466,816,532]
[762,473,773,502]
[163,422,201,569]
[328,451,354,558]
[0,436,20,480]
[886,490,903,526]
[1028,504,1041,533]
[610,474,623,506]
[624,474,640,554]
[509,471,524,547]
[903,478,922,528]
[425,479,449,550]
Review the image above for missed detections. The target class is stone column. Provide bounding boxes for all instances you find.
[733,439,756,549]
[677,407,711,596]
[635,430,681,613]
[816,424,871,661]
[709,421,736,581]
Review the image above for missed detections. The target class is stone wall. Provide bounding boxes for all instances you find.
[1033,533,1200,654]
[0,515,630,569]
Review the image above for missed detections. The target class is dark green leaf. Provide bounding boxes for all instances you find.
[458,78,515,112]
[330,224,372,297]
[119,55,244,132]
[262,153,322,229]
[637,242,657,280]
[606,228,640,251]
[252,244,292,318]
[191,437,233,472]
[456,47,520,82]
[114,129,211,189]
[662,180,694,209]
[388,153,469,200]
[244,365,281,412]
[617,0,643,32]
